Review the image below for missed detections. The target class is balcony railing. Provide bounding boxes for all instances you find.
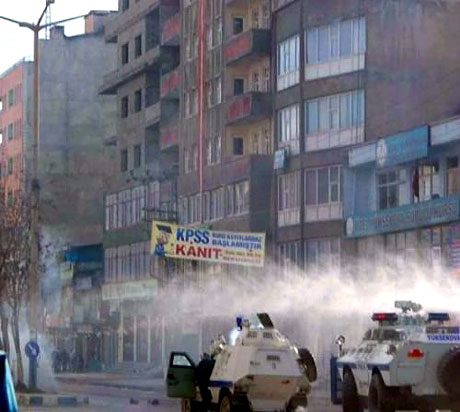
[161,13,180,46]
[225,91,271,125]
[224,29,271,66]
[161,68,180,99]
[160,124,179,150]
[100,46,160,94]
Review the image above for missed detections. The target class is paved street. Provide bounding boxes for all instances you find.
[20,372,341,412]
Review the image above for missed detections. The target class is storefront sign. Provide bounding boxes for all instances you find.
[75,277,92,291]
[349,143,376,167]
[376,126,428,168]
[346,196,460,238]
[431,117,460,146]
[102,279,158,301]
[151,221,266,267]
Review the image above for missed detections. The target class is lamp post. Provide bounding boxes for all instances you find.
[0,1,85,390]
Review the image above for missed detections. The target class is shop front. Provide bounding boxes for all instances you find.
[345,121,460,272]
[102,279,160,365]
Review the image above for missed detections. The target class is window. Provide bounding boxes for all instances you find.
[305,89,364,151]
[131,186,146,225]
[418,162,441,202]
[121,149,128,172]
[185,4,198,60]
[7,123,14,140]
[7,158,13,175]
[234,181,249,215]
[134,144,142,168]
[233,17,244,35]
[135,35,142,57]
[305,166,342,206]
[8,89,14,107]
[7,191,13,206]
[278,104,300,155]
[233,78,245,96]
[0,97,3,111]
[233,137,244,155]
[447,156,459,195]
[279,242,300,274]
[215,77,222,104]
[216,135,221,164]
[226,185,235,216]
[306,17,366,70]
[0,130,2,145]
[278,171,300,226]
[122,0,129,12]
[134,90,142,112]
[105,194,119,231]
[305,238,340,272]
[121,43,129,65]
[277,35,300,91]
[378,170,406,210]
[252,72,260,91]
[306,90,364,134]
[121,96,129,118]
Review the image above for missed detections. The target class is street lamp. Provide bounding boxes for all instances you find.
[0,1,86,390]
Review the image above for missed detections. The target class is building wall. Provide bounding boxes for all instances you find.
[38,24,117,246]
[272,0,460,271]
[0,60,32,200]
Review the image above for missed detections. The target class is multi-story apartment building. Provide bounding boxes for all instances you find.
[0,59,33,202]
[100,0,460,367]
[272,0,460,276]
[100,0,180,366]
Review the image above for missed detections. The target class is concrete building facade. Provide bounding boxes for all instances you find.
[100,0,460,367]
[0,59,33,201]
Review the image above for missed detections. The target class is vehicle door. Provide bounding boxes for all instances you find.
[166,352,197,399]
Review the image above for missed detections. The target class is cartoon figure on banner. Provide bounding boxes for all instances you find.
[153,223,173,257]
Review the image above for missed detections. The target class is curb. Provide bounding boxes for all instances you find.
[17,394,89,407]
[57,377,163,392]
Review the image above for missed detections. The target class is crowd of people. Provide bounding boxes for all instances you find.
[51,348,83,373]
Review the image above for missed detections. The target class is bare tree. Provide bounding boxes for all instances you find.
[0,192,31,386]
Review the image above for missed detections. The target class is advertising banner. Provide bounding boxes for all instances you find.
[150,221,265,267]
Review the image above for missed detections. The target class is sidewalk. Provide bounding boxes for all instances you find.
[56,372,165,392]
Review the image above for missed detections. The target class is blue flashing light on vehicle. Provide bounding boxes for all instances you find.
[427,313,450,323]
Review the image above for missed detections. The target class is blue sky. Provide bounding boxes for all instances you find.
[0,0,118,73]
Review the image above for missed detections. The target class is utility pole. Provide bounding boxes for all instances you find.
[0,1,86,390]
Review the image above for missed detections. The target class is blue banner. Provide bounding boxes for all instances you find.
[376,125,428,168]
[346,196,460,238]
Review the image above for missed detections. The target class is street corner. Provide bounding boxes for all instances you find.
[17,393,89,408]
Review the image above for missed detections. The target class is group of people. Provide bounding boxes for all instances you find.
[51,348,83,373]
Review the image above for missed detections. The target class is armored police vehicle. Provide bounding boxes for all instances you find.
[331,301,460,412]
[166,313,317,412]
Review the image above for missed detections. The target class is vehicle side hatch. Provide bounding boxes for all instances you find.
[166,352,197,399]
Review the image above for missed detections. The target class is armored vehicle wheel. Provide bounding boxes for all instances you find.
[286,392,308,411]
[298,348,317,382]
[342,370,362,412]
[438,347,460,398]
[219,393,233,412]
[368,373,396,412]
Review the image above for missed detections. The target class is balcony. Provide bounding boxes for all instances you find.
[161,13,180,46]
[272,0,296,12]
[160,68,180,99]
[221,154,272,185]
[160,124,179,150]
[224,29,271,66]
[225,91,271,125]
[100,46,160,95]
[145,101,161,127]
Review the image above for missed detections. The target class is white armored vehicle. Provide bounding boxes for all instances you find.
[166,313,317,412]
[331,301,460,412]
